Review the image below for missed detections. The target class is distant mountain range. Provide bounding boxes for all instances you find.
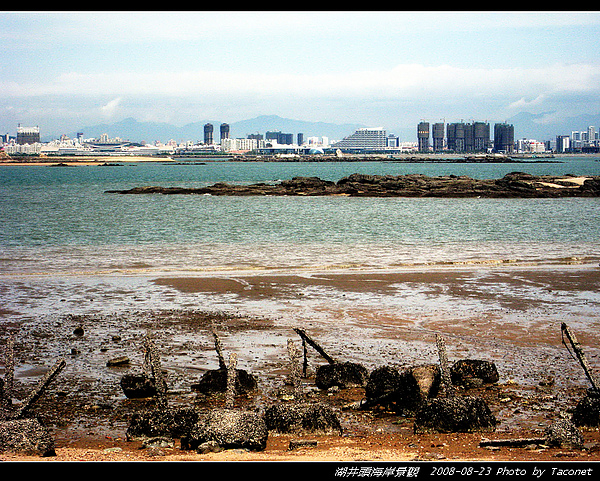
[48,112,600,144]
[51,115,366,144]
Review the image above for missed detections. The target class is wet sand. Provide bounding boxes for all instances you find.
[2,264,600,462]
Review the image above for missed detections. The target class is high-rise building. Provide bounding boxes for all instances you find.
[556,135,571,153]
[266,130,293,145]
[297,133,304,146]
[220,123,230,141]
[16,125,40,145]
[332,128,387,150]
[204,123,214,145]
[432,122,445,151]
[493,123,514,153]
[447,123,466,152]
[473,122,491,152]
[417,122,430,152]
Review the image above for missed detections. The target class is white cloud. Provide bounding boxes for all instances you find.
[6,63,600,101]
[100,97,123,118]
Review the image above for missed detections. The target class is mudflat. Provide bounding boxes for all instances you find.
[2,265,600,463]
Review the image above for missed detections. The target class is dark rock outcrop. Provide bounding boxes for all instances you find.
[363,364,440,415]
[105,173,600,198]
[0,418,56,457]
[182,408,268,452]
[264,402,342,435]
[191,368,258,395]
[315,361,369,390]
[572,389,600,427]
[544,419,584,449]
[126,407,199,441]
[120,373,157,399]
[413,396,497,434]
[450,359,499,388]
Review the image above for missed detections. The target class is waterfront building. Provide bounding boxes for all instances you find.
[432,122,445,151]
[447,123,465,152]
[417,122,430,152]
[220,123,230,141]
[266,130,294,145]
[556,135,570,153]
[297,133,304,146]
[472,122,491,152]
[221,137,263,152]
[332,127,387,151]
[204,123,214,145]
[493,123,515,153]
[16,125,40,145]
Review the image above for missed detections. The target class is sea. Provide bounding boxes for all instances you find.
[1,157,600,278]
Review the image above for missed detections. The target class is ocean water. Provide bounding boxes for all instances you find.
[1,158,600,277]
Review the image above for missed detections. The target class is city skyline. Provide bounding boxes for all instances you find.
[2,11,600,139]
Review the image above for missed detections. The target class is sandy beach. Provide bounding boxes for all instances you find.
[2,264,600,463]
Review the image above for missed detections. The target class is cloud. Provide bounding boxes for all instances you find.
[3,62,600,132]
[100,97,123,118]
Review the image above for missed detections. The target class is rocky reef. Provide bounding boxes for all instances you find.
[106,172,600,198]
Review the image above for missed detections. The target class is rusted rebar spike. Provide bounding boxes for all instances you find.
[435,334,456,397]
[293,328,337,365]
[561,322,600,391]
[13,357,66,419]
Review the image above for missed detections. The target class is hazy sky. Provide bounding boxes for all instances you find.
[2,10,600,137]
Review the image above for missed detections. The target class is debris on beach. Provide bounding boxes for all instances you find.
[190,323,258,396]
[182,352,268,452]
[0,335,65,456]
[480,418,584,450]
[450,359,499,389]
[561,322,600,427]
[361,364,441,415]
[413,334,497,434]
[293,327,368,390]
[125,334,199,442]
[263,338,342,436]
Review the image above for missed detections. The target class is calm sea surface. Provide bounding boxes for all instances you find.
[1,158,600,276]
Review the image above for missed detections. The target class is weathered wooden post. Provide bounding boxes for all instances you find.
[143,335,168,409]
[225,352,237,409]
[561,322,599,391]
[211,322,227,371]
[435,334,456,397]
[287,339,302,397]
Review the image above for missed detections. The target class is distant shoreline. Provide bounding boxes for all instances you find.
[1,152,598,166]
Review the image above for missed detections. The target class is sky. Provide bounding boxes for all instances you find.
[2,10,600,139]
